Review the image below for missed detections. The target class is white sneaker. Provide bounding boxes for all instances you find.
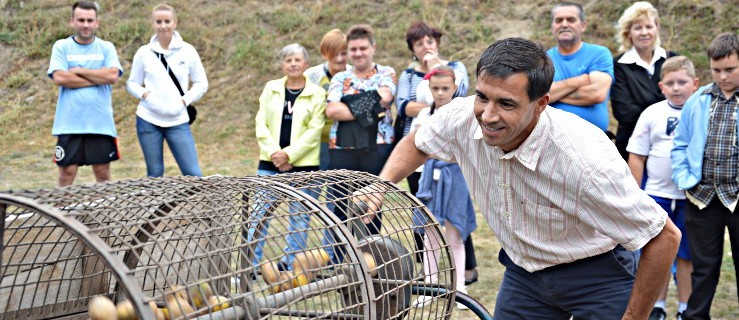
[412,295,434,308]
[457,287,469,310]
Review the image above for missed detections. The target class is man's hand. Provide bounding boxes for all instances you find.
[352,184,388,224]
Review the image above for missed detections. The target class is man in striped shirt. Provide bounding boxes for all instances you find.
[361,38,681,319]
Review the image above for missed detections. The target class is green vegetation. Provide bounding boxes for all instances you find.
[0,1,736,318]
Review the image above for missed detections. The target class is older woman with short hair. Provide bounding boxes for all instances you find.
[249,43,326,269]
[611,2,677,160]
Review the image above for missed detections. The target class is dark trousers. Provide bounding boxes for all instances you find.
[326,145,393,263]
[494,246,637,319]
[684,196,739,320]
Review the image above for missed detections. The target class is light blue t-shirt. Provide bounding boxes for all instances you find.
[47,36,123,137]
[547,42,613,131]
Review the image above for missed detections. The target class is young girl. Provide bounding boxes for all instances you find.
[411,66,477,310]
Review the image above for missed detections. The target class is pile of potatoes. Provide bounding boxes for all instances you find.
[261,249,330,293]
[88,283,231,320]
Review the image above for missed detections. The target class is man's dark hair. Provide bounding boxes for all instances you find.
[551,2,585,22]
[72,1,98,17]
[476,38,554,102]
[707,32,739,61]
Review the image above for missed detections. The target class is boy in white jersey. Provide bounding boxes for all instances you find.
[626,56,699,320]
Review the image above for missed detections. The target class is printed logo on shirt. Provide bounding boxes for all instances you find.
[666,117,679,136]
[66,53,104,62]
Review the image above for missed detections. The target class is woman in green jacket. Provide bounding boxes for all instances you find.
[249,43,326,270]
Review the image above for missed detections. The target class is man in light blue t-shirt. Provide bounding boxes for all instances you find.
[48,1,123,187]
[546,2,613,132]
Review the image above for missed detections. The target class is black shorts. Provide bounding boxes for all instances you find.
[53,134,120,167]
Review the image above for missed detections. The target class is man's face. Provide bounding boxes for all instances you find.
[710,53,739,97]
[551,6,586,47]
[348,38,375,71]
[70,8,98,43]
[474,73,548,152]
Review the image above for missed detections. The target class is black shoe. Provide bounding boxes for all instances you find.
[676,311,684,320]
[648,307,666,320]
[464,269,478,285]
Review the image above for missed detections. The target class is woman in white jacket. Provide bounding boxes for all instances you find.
[126,3,208,177]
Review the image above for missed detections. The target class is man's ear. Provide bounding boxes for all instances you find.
[535,93,550,113]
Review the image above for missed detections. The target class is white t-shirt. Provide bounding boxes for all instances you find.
[626,100,685,199]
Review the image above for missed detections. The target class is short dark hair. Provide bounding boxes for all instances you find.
[405,21,443,52]
[347,24,374,45]
[476,38,554,102]
[551,2,585,22]
[707,32,739,61]
[72,1,98,17]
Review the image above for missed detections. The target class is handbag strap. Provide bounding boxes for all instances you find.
[154,50,185,97]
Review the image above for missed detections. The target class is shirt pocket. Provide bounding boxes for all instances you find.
[518,198,579,241]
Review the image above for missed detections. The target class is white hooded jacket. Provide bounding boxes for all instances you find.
[126,31,208,127]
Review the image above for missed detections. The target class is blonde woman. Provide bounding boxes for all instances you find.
[611,2,676,160]
[126,3,208,177]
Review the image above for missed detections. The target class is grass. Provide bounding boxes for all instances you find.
[0,0,737,318]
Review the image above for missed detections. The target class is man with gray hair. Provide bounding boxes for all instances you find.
[546,2,613,133]
[359,37,680,319]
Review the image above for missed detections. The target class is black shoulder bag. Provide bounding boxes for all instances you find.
[156,51,197,124]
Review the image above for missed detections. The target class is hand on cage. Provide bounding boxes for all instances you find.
[351,184,387,224]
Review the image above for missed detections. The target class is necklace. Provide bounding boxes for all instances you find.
[286,87,304,95]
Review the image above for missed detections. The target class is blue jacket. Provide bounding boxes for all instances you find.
[671,84,738,190]
[416,159,477,239]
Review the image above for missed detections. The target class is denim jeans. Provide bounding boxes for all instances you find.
[136,116,202,177]
[247,168,320,269]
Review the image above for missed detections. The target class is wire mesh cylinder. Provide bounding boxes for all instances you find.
[1,170,457,319]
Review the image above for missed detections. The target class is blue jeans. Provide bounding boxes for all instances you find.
[247,168,320,269]
[136,116,201,177]
[494,247,637,319]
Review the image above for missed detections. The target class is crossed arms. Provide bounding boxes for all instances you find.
[549,71,612,106]
[52,67,120,88]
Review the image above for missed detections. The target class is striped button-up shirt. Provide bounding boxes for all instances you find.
[415,96,667,272]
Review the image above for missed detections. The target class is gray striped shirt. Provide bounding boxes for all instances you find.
[416,96,667,272]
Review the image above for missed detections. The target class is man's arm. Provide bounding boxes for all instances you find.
[549,74,590,103]
[558,71,613,106]
[52,70,96,88]
[379,130,429,183]
[622,219,681,320]
[356,130,429,223]
[69,67,120,85]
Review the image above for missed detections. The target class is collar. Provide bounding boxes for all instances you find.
[617,47,667,70]
[149,31,184,53]
[706,82,739,100]
[269,75,319,96]
[472,107,548,171]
